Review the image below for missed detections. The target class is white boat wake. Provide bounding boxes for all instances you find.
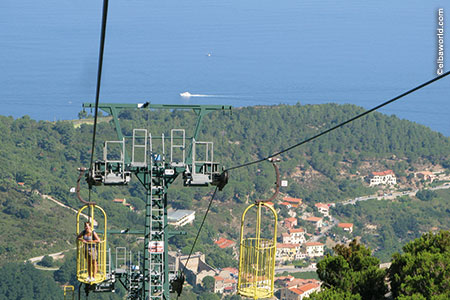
[180,92,236,98]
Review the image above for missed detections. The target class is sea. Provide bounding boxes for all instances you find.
[1,0,449,136]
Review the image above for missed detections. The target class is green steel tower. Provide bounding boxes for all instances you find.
[79,103,230,300]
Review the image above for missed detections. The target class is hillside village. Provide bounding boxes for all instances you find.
[166,168,450,299]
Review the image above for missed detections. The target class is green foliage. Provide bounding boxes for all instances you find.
[0,262,62,300]
[331,189,450,262]
[306,288,362,300]
[316,240,387,300]
[202,276,215,292]
[39,255,54,267]
[389,230,450,300]
[197,292,221,300]
[415,189,437,201]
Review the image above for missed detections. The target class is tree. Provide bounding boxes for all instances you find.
[316,240,387,300]
[198,292,220,300]
[202,276,215,292]
[389,230,450,300]
[306,288,362,299]
[39,255,54,267]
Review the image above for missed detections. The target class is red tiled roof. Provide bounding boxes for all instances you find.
[372,170,394,176]
[280,202,291,206]
[306,216,322,222]
[315,203,329,209]
[285,217,297,222]
[298,283,320,292]
[283,197,302,203]
[222,267,238,274]
[289,288,304,295]
[215,238,236,249]
[214,276,224,281]
[338,223,353,228]
[289,228,305,233]
[278,243,300,248]
[113,199,125,202]
[282,233,290,237]
[305,242,323,247]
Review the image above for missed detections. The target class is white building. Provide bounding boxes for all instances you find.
[314,203,330,217]
[305,242,324,257]
[281,283,321,300]
[282,228,307,244]
[369,170,397,186]
[168,209,195,227]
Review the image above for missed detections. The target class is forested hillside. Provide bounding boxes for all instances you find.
[0,103,449,297]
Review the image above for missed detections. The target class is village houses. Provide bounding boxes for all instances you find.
[282,228,307,244]
[338,223,354,233]
[314,203,330,217]
[369,170,397,186]
[305,242,324,257]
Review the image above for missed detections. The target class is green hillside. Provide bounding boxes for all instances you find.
[0,103,449,298]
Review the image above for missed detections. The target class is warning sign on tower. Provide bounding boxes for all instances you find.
[149,241,164,253]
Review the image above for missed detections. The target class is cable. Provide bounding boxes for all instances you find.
[88,0,109,186]
[225,70,450,172]
[181,186,219,275]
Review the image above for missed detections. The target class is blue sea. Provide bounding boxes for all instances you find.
[1,0,449,135]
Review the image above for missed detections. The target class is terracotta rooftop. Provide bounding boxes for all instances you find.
[283,197,302,204]
[278,243,300,248]
[289,228,305,233]
[315,203,329,209]
[214,276,224,281]
[338,223,354,228]
[215,238,236,249]
[298,283,320,292]
[372,170,394,176]
[305,216,322,222]
[305,242,324,246]
[285,217,297,222]
[289,288,304,295]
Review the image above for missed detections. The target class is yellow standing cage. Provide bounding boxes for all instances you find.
[63,285,74,300]
[238,202,277,299]
[76,204,107,285]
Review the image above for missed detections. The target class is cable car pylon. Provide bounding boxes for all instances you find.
[238,158,279,299]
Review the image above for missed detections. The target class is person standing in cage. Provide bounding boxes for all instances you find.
[77,222,100,281]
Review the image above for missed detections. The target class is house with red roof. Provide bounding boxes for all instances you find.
[305,216,323,229]
[276,243,302,262]
[284,217,298,229]
[369,169,396,186]
[305,242,324,257]
[281,282,321,300]
[214,237,236,249]
[314,203,330,217]
[283,228,307,244]
[338,223,354,233]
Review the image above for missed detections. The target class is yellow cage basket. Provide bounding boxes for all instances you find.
[238,202,277,299]
[63,285,74,300]
[76,204,107,285]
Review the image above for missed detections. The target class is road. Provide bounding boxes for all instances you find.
[341,183,450,206]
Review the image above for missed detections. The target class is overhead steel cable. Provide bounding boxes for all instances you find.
[225,71,450,172]
[181,186,219,275]
[87,0,109,199]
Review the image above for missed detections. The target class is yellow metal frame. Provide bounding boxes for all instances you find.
[76,204,107,285]
[63,285,74,300]
[238,202,277,299]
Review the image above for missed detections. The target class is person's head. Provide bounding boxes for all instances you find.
[84,222,92,232]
